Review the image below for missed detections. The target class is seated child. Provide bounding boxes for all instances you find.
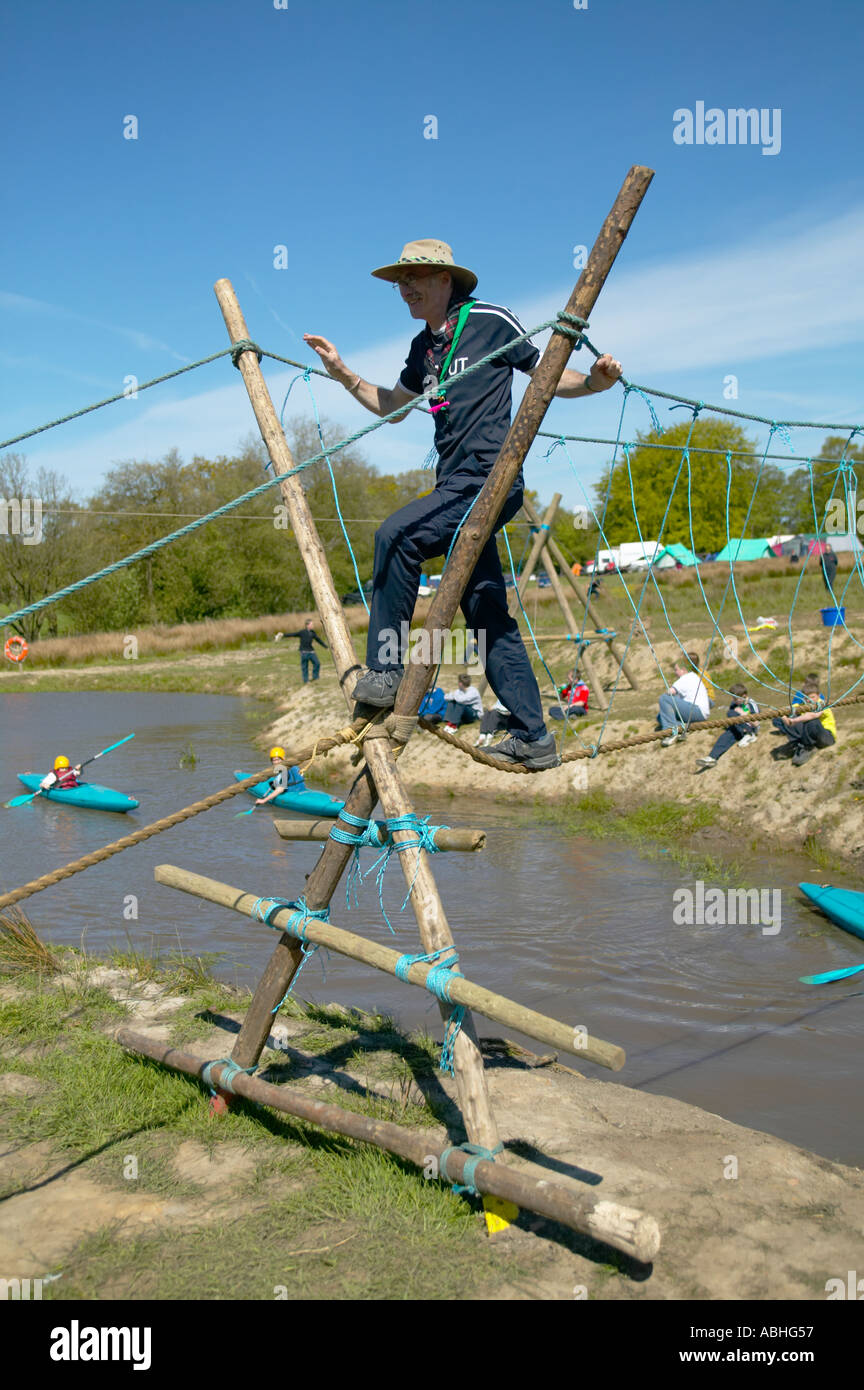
[476,698,510,748]
[443,674,484,733]
[771,676,836,766]
[549,669,589,720]
[656,652,710,745]
[696,684,758,770]
[419,686,447,724]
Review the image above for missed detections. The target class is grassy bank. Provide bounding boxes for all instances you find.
[0,921,544,1300]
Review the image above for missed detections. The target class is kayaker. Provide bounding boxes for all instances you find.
[304,238,623,770]
[288,620,328,683]
[255,746,304,805]
[40,755,83,791]
[695,683,759,770]
[771,677,836,767]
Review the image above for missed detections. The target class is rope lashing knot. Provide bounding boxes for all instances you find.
[200,1057,255,1096]
[394,947,465,1074]
[230,338,263,367]
[339,813,447,931]
[769,420,794,450]
[438,1141,504,1196]
[554,311,589,344]
[249,895,330,1011]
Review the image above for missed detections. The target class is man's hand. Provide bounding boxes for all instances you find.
[586,352,623,392]
[303,334,353,387]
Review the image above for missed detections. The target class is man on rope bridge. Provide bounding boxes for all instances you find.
[305,238,622,770]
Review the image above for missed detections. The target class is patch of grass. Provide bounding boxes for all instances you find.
[0,909,61,978]
[49,1143,517,1301]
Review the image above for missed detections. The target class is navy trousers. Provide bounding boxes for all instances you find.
[365,483,546,741]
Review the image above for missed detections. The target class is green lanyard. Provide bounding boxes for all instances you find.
[434,299,474,399]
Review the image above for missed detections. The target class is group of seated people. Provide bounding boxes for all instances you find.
[657,652,837,770]
[418,653,838,776]
[419,668,590,748]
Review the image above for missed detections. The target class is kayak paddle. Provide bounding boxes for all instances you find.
[5,732,136,808]
[800,961,864,985]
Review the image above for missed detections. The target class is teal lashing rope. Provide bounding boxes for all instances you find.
[250,895,331,1012]
[394,946,465,1076]
[200,1057,256,1096]
[330,812,446,933]
[438,1141,504,1197]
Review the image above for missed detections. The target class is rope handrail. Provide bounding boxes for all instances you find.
[0,314,577,631]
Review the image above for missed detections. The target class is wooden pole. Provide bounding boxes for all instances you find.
[116,1030,660,1262]
[153,864,625,1069]
[273,820,486,852]
[521,495,640,691]
[516,495,561,603]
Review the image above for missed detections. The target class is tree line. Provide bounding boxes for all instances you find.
[1,416,858,641]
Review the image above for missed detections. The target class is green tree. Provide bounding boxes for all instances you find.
[0,453,80,641]
[592,419,793,552]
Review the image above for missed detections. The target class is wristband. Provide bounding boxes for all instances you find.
[583,375,598,393]
[346,374,362,395]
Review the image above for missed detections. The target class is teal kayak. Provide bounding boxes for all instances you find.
[234,772,344,819]
[18,773,139,814]
[799,882,864,943]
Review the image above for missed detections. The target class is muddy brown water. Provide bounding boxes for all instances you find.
[2,692,862,1165]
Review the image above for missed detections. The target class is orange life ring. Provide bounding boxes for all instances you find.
[4,635,28,663]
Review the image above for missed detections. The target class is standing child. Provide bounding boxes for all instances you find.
[696,684,758,770]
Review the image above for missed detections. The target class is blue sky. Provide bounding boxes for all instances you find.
[3,0,863,513]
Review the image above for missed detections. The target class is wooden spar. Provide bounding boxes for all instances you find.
[213,280,503,1163]
[393,165,654,720]
[214,280,362,699]
[358,736,501,1150]
[516,495,561,602]
[521,494,639,691]
[116,1030,660,1262]
[154,864,624,1070]
[273,820,487,852]
[523,497,610,713]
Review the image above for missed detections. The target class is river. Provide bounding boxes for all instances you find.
[2,691,861,1165]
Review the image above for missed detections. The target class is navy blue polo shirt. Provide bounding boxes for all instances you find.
[399,300,540,490]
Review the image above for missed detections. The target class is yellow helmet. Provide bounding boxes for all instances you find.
[54,755,70,770]
[269,746,286,760]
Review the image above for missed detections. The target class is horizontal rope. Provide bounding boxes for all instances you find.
[417,691,864,772]
[0,770,270,912]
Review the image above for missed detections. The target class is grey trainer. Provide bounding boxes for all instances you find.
[485,732,561,771]
[351,668,403,708]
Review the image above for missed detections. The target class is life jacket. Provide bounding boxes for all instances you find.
[55,769,80,789]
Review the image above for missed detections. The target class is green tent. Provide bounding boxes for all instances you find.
[713,538,775,562]
[657,543,700,567]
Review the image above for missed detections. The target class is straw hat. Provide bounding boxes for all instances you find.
[371,239,477,296]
